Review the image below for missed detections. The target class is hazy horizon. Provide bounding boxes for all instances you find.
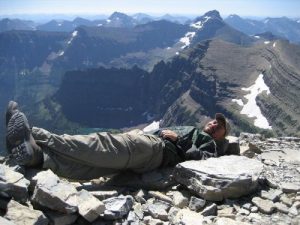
[0,0,299,22]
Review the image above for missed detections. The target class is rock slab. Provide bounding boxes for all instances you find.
[66,189,105,222]
[31,170,78,214]
[103,195,134,220]
[174,155,263,201]
[252,197,276,214]
[0,164,29,202]
[4,200,48,225]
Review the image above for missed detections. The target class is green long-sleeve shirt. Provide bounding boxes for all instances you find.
[155,126,226,167]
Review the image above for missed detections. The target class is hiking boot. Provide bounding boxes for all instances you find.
[6,109,43,166]
[6,111,31,147]
[5,101,20,153]
[11,139,43,167]
[5,101,19,126]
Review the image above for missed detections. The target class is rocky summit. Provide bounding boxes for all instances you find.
[174,155,264,201]
[0,133,300,225]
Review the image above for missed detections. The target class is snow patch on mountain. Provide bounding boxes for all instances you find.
[190,16,211,29]
[58,51,64,56]
[179,32,196,49]
[273,42,276,48]
[232,99,244,106]
[264,41,270,44]
[232,74,272,129]
[177,16,211,50]
[67,30,78,45]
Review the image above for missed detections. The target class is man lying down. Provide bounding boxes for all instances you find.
[5,101,231,180]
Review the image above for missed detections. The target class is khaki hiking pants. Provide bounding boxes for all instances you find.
[32,127,164,180]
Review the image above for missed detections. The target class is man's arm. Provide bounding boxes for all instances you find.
[160,130,178,142]
[160,129,217,160]
[184,141,217,160]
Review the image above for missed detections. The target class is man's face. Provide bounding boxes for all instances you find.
[203,119,226,140]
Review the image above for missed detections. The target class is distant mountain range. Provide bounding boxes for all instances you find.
[0,18,36,32]
[0,12,191,33]
[0,10,299,154]
[224,14,300,44]
[1,12,300,44]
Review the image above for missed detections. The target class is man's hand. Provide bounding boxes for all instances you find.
[160,130,178,142]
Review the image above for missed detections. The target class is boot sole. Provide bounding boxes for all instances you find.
[11,141,34,166]
[6,101,18,126]
[7,112,31,147]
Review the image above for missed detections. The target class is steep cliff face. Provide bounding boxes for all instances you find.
[55,67,150,128]
[258,41,300,136]
[0,30,67,71]
[183,39,300,136]
[55,42,211,128]
[54,39,300,136]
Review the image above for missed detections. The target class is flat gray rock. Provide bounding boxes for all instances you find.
[0,164,29,203]
[146,200,170,221]
[31,170,78,214]
[66,189,105,222]
[103,195,134,220]
[4,200,48,225]
[174,156,263,201]
[252,197,275,214]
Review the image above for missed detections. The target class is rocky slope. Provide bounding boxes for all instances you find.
[0,133,299,224]
[54,38,300,137]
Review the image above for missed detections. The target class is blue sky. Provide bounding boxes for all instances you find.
[0,0,299,18]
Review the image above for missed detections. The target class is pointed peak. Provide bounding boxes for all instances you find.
[203,10,222,20]
[194,10,222,23]
[109,12,130,19]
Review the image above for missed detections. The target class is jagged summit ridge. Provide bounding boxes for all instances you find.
[194,10,222,23]
[109,12,132,20]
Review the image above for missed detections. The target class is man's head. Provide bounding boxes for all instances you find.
[203,113,231,140]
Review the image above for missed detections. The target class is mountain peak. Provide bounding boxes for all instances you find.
[194,10,222,23]
[109,12,131,20]
[203,10,222,20]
